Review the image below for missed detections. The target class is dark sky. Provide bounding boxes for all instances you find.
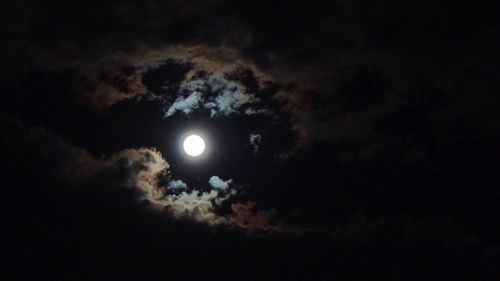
[1,1,499,280]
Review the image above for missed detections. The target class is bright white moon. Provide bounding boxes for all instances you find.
[183,135,205,157]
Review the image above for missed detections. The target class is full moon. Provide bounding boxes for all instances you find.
[183,135,206,157]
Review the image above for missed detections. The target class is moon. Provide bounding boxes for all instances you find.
[183,135,206,157]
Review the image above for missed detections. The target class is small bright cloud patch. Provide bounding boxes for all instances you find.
[208,176,233,190]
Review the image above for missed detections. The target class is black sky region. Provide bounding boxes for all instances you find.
[1,1,499,280]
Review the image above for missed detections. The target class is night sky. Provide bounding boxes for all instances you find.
[1,1,499,280]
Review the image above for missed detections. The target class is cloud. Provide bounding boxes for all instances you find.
[109,147,169,200]
[209,89,256,117]
[83,45,275,115]
[244,108,274,116]
[1,113,298,232]
[105,152,230,228]
[150,189,233,225]
[249,133,262,155]
[168,179,188,190]
[105,150,236,226]
[165,91,203,117]
[208,176,233,190]
[161,67,265,118]
[228,202,303,234]
[4,0,498,156]
[229,202,275,232]
[83,65,148,109]
[0,112,106,181]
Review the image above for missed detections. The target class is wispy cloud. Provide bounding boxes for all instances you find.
[249,133,262,155]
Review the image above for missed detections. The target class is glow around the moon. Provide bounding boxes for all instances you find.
[183,135,206,157]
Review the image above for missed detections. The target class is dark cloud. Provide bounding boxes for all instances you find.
[229,202,277,233]
[0,112,104,181]
[4,0,497,156]
[249,133,262,155]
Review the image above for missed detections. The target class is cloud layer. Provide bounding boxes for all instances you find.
[148,60,274,119]
[0,113,293,233]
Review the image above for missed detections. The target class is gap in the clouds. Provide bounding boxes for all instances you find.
[1,67,301,212]
[62,97,298,191]
[158,110,296,189]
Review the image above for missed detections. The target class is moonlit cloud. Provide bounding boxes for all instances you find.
[210,89,256,117]
[168,179,188,190]
[208,176,233,190]
[150,189,233,225]
[163,70,262,118]
[164,91,203,117]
